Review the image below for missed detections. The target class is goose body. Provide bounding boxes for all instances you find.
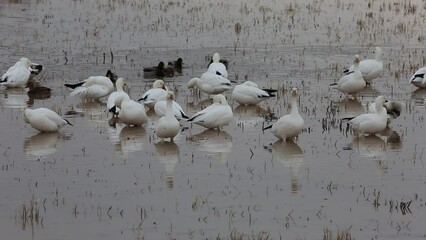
[65,70,117,100]
[138,80,167,109]
[347,95,388,136]
[23,108,72,132]
[188,94,233,129]
[0,58,33,88]
[112,95,147,126]
[266,88,304,141]
[332,55,366,96]
[154,95,188,120]
[155,91,180,141]
[107,78,129,114]
[187,71,232,95]
[344,47,383,83]
[409,67,426,88]
[207,53,228,78]
[232,81,277,105]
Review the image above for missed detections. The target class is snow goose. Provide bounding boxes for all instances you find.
[155,91,181,141]
[64,70,117,100]
[188,94,233,130]
[138,79,167,109]
[107,78,129,115]
[111,95,147,127]
[344,95,388,136]
[344,47,383,83]
[0,57,33,88]
[331,55,366,97]
[263,88,304,141]
[187,71,232,95]
[409,67,426,88]
[154,92,189,120]
[23,108,73,132]
[155,141,179,190]
[368,99,403,122]
[232,81,277,105]
[207,53,228,78]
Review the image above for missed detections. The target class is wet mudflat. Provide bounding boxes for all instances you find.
[1,0,426,239]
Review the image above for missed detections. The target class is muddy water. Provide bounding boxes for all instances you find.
[1,0,426,239]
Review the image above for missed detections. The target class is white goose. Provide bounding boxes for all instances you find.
[345,95,388,136]
[154,93,189,120]
[23,108,73,132]
[188,94,233,130]
[409,67,426,88]
[111,95,147,126]
[331,55,366,97]
[187,71,232,95]
[232,81,277,105]
[138,79,167,109]
[344,47,383,83]
[155,91,181,141]
[64,70,117,100]
[107,78,129,115]
[0,58,33,88]
[207,53,228,78]
[263,88,304,141]
[368,99,403,122]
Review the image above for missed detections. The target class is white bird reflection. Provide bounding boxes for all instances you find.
[332,98,364,117]
[0,88,29,109]
[110,125,147,158]
[23,132,68,160]
[233,104,270,127]
[189,129,232,163]
[349,135,388,175]
[73,102,109,124]
[271,140,304,193]
[155,142,179,190]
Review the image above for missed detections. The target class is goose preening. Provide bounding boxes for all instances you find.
[263,87,304,141]
[344,47,383,83]
[138,79,167,109]
[154,93,189,120]
[331,55,366,97]
[107,78,130,115]
[23,108,73,132]
[344,95,388,136]
[187,71,232,95]
[232,81,277,105]
[155,91,181,141]
[111,95,147,127]
[1,57,34,88]
[409,67,426,88]
[207,53,228,78]
[188,94,233,130]
[64,70,118,100]
[368,99,403,122]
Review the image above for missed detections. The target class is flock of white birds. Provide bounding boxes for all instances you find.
[0,49,423,142]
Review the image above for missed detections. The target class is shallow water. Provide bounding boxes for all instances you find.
[1,0,426,239]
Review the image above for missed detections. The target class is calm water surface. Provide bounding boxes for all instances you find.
[1,0,426,239]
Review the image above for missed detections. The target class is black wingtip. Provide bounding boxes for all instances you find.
[343,69,349,74]
[330,83,338,86]
[0,77,7,83]
[262,125,273,131]
[180,110,189,119]
[110,106,118,115]
[64,118,73,126]
[64,81,85,89]
[342,117,355,121]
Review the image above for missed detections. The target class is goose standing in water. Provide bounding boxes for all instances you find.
[188,94,233,130]
[232,81,277,105]
[1,58,34,88]
[207,53,228,78]
[154,93,189,120]
[344,95,388,136]
[138,79,167,109]
[409,67,426,88]
[187,71,232,95]
[111,95,147,127]
[23,108,73,132]
[64,70,117,101]
[155,91,181,141]
[107,78,129,115]
[331,55,366,98]
[263,88,304,141]
[344,47,383,83]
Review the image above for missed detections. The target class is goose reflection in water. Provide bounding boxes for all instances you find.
[271,140,304,193]
[0,88,29,109]
[233,104,270,127]
[349,135,388,175]
[111,125,147,158]
[155,141,179,190]
[23,132,69,160]
[331,98,365,117]
[73,102,108,124]
[189,129,232,163]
